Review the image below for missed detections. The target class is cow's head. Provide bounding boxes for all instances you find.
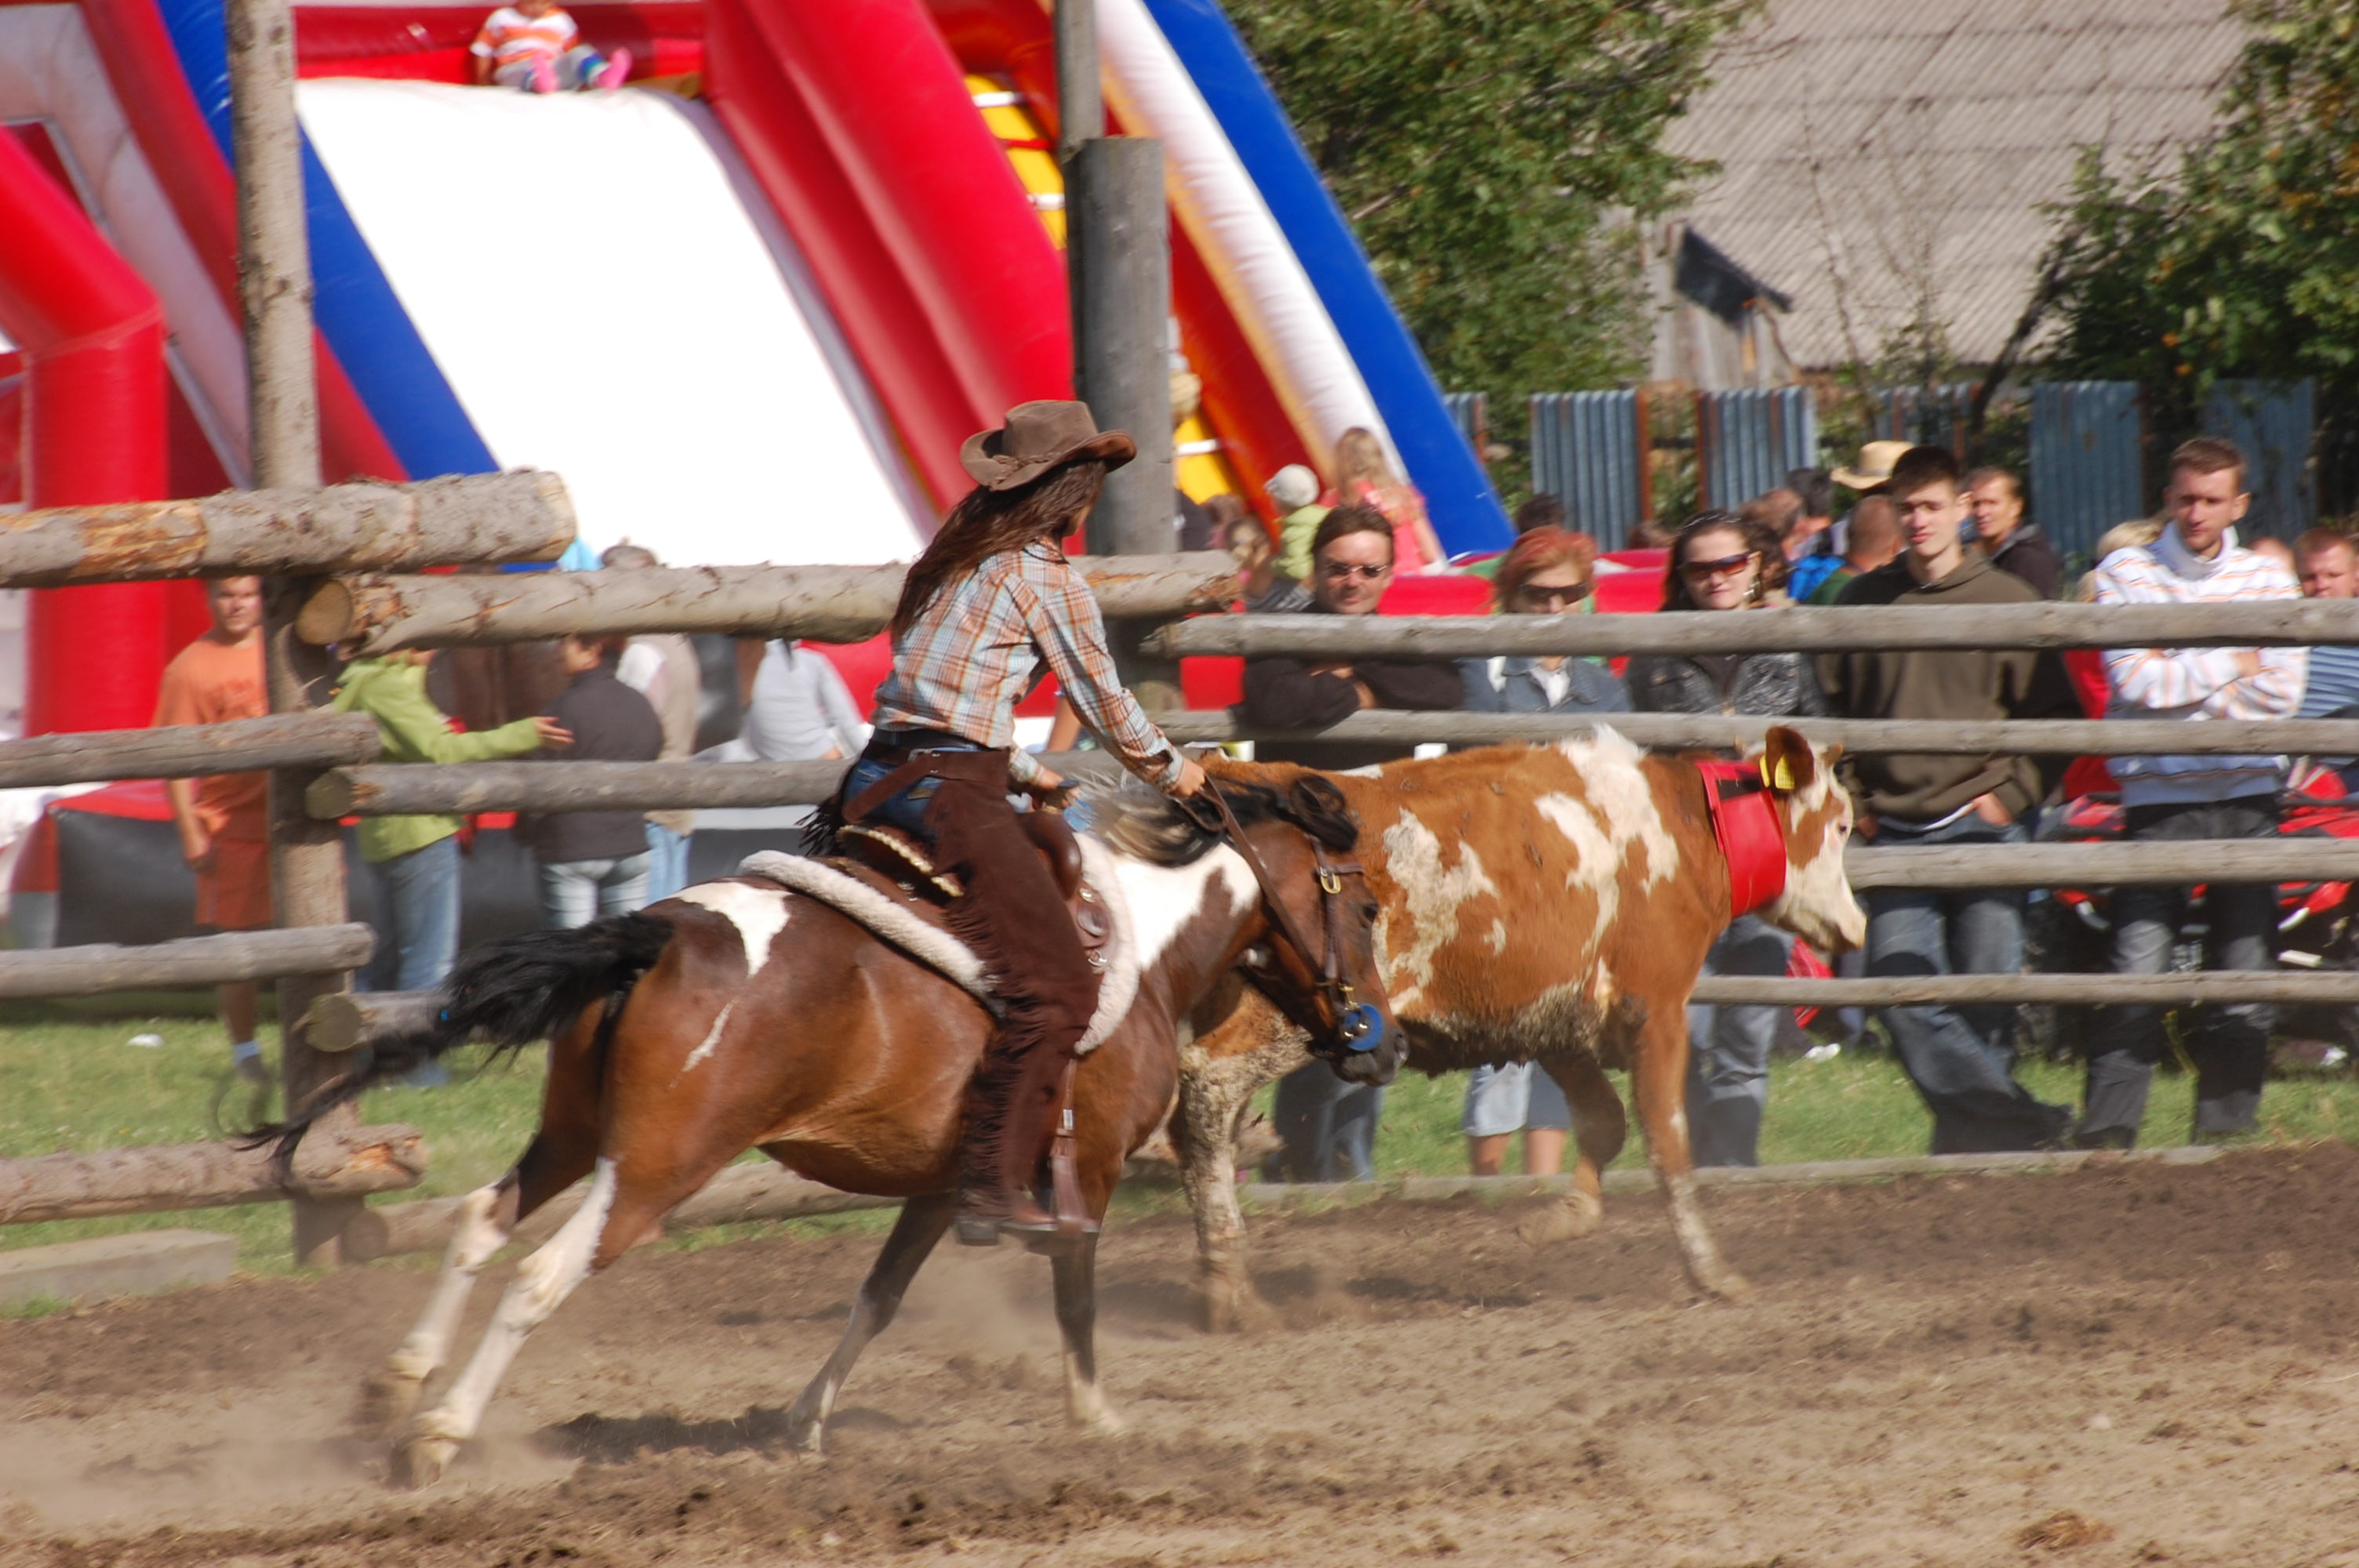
[1750,726,1866,953]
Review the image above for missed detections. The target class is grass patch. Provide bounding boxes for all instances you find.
[0,1016,551,1273]
[8,1015,2359,1283]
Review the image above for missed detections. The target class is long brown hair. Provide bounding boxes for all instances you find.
[892,459,1107,638]
[1659,510,1787,612]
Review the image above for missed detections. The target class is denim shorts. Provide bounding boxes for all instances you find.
[1461,1061,1571,1136]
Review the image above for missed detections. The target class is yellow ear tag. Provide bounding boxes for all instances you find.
[1760,754,1796,792]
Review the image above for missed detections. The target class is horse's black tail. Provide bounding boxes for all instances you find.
[249,910,677,1170]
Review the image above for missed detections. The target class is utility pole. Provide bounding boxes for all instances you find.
[227,0,362,1264]
[1057,0,1179,707]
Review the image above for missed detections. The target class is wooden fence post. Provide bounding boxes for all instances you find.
[1069,134,1179,710]
[228,0,361,1265]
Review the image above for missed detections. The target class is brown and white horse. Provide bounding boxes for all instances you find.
[264,767,1400,1486]
[1171,728,1866,1326]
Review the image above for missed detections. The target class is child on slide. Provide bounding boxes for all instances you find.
[471,0,631,93]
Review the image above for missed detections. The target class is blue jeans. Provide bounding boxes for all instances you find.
[540,851,653,929]
[2080,795,2278,1145]
[1685,913,1793,1167]
[644,822,692,901]
[841,750,961,839]
[1864,814,2070,1152]
[1267,1063,1383,1181]
[362,833,463,993]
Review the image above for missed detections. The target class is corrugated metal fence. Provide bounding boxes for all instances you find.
[2029,382,2144,562]
[1870,383,1979,454]
[1529,391,1647,539]
[1442,392,1488,460]
[2205,379,2316,539]
[1696,388,1816,510]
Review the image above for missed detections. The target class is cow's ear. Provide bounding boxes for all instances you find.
[1760,725,1817,794]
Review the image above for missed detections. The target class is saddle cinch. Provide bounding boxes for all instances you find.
[831,812,1114,970]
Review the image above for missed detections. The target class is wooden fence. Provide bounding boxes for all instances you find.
[24,534,2359,1261]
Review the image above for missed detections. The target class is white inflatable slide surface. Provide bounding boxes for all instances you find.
[296,79,922,566]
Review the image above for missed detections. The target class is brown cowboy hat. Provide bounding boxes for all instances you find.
[960,400,1136,492]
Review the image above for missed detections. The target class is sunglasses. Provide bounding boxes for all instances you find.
[1677,552,1756,581]
[1513,581,1593,609]
[1317,560,1391,581]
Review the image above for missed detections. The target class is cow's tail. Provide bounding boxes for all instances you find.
[251,911,677,1170]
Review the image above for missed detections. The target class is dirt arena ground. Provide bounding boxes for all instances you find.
[6,1145,2359,1567]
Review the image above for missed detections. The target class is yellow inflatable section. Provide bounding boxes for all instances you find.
[966,74,1245,509]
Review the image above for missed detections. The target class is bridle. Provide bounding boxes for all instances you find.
[1190,786,1387,1055]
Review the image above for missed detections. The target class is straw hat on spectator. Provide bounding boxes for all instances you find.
[1832,440,1913,491]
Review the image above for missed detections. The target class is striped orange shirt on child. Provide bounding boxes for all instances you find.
[472,5,579,67]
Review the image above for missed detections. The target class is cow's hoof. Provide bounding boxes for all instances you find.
[1517,1193,1601,1247]
[1198,1286,1280,1335]
[1695,1266,1753,1301]
[392,1434,460,1490]
[358,1370,423,1436]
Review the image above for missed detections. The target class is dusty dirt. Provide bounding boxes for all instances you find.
[7,1146,2359,1567]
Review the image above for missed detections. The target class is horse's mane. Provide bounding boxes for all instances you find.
[1082,773,1359,867]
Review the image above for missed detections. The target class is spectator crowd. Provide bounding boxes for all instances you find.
[154,424,2354,1178]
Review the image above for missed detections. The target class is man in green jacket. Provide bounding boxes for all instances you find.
[333,651,569,993]
[1816,445,2079,1154]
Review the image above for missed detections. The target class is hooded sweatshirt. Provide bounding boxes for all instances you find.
[2090,524,2304,807]
[1817,554,2080,823]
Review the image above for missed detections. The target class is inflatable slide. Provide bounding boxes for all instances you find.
[0,0,1506,735]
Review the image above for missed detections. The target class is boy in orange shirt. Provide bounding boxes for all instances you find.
[470,0,630,93]
[154,576,272,1084]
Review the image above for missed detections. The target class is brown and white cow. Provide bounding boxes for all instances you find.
[1172,726,1864,1326]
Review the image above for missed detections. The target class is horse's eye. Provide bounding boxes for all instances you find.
[1240,945,1273,968]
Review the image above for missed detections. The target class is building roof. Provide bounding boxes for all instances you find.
[1663,0,2247,369]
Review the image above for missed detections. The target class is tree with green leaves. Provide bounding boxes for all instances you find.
[1227,0,1751,427]
[2045,0,2359,426]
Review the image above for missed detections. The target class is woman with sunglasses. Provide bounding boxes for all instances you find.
[1626,510,1827,1168]
[1453,524,1628,1178]
[1459,525,1628,719]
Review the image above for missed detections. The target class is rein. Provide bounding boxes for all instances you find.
[1696,758,1791,919]
[1192,787,1384,1054]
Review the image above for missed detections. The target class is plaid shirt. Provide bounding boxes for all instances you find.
[871,543,1183,789]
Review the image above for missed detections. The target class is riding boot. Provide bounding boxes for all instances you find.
[958,1033,1061,1244]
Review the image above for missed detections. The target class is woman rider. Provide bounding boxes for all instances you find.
[840,401,1207,1245]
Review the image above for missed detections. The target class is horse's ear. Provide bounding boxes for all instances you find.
[1759,725,1816,795]
[1288,775,1357,847]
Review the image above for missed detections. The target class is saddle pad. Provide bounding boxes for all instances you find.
[736,835,1140,1055]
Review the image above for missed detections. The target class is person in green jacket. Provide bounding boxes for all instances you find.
[333,651,570,993]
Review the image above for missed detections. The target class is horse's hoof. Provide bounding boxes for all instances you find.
[781,1414,825,1457]
[1070,1400,1129,1436]
[391,1435,460,1490]
[358,1370,423,1436]
[1516,1194,1601,1247]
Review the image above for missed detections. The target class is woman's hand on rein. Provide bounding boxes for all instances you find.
[1170,757,1209,799]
